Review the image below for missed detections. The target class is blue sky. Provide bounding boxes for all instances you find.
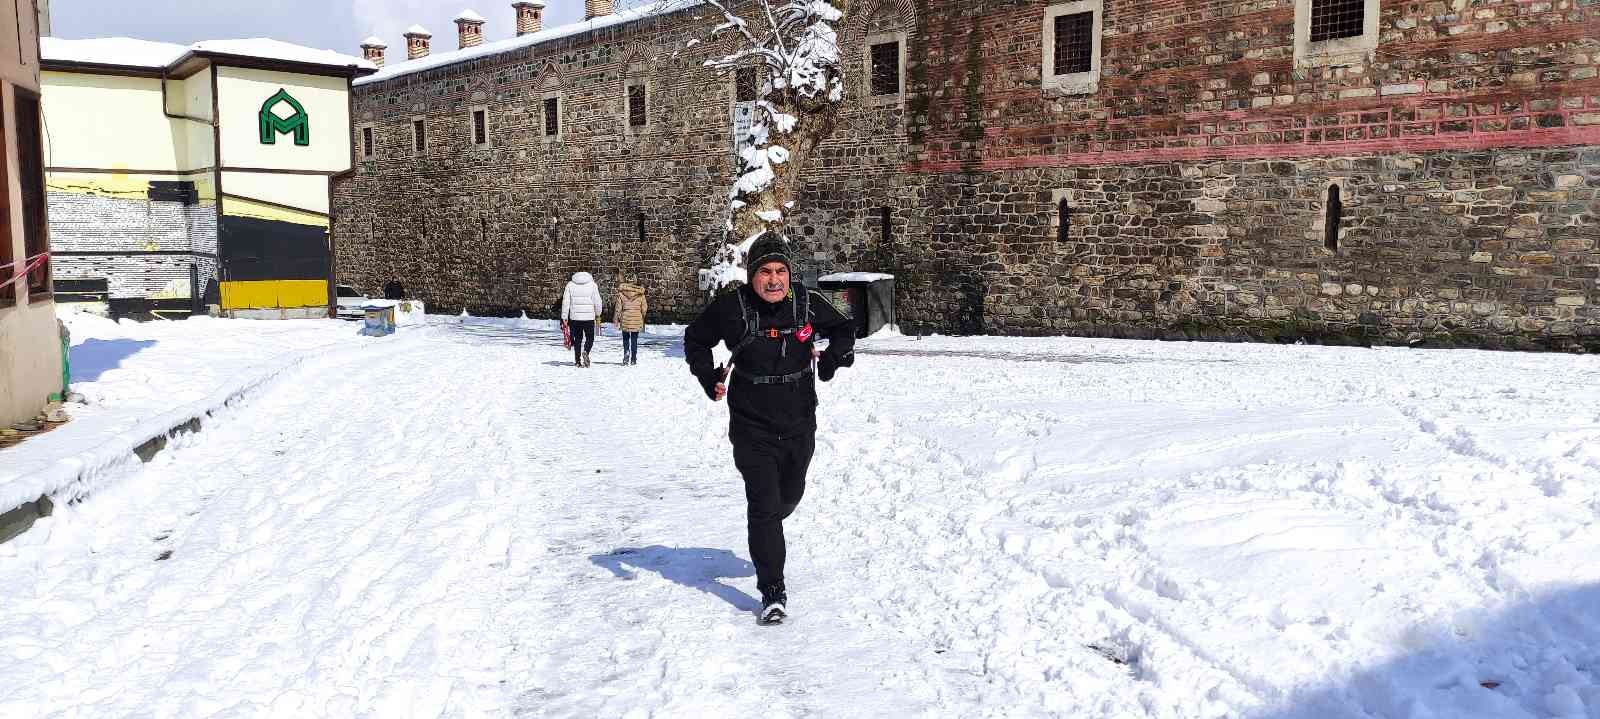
[50,0,605,57]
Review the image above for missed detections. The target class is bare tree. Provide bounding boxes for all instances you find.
[625,0,849,288]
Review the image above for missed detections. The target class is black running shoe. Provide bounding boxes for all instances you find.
[759,582,787,624]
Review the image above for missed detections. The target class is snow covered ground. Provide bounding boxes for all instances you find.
[0,311,369,512]
[2,314,1600,717]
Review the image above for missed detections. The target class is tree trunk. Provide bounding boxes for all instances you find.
[731,100,840,243]
[726,0,849,246]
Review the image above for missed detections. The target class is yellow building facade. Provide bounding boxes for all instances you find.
[40,39,373,318]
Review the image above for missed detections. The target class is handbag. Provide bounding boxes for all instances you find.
[561,321,572,349]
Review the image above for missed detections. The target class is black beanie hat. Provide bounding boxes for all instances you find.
[745,233,793,273]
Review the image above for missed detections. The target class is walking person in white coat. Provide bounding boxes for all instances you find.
[561,271,604,367]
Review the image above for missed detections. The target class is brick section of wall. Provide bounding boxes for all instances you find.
[335,0,1600,350]
[49,192,218,299]
[911,1,1600,171]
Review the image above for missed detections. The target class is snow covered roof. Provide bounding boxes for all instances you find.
[361,36,387,48]
[42,36,376,73]
[191,39,375,69]
[40,37,186,69]
[405,25,433,36]
[357,0,681,87]
[455,9,487,23]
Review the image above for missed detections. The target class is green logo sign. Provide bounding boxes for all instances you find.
[259,89,310,146]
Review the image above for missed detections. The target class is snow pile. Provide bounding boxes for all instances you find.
[42,36,374,71]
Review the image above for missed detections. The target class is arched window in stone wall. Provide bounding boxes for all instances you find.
[620,49,652,137]
[464,77,492,148]
[844,0,916,110]
[537,63,564,143]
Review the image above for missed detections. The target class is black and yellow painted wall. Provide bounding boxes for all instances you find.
[218,194,329,310]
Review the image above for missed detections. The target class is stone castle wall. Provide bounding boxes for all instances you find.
[335,0,1600,349]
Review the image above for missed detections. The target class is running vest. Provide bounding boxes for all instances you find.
[728,288,814,385]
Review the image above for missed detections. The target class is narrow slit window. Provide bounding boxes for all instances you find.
[870,41,900,96]
[1325,185,1342,251]
[412,118,426,152]
[472,109,487,145]
[1057,198,1071,243]
[1053,12,1094,76]
[543,97,560,137]
[1309,0,1365,42]
[362,127,374,157]
[627,84,647,128]
[880,206,892,246]
[637,213,646,243]
[735,67,758,103]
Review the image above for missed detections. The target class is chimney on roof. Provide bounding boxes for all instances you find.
[455,9,486,49]
[512,1,545,36]
[360,36,387,67]
[585,0,613,21]
[404,25,432,60]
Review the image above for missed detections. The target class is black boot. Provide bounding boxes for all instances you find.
[759,581,787,624]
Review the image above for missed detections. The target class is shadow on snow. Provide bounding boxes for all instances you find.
[590,546,759,613]
[70,338,157,383]
[1253,583,1600,719]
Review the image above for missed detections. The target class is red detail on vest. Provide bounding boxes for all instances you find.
[766,328,780,338]
[797,324,814,343]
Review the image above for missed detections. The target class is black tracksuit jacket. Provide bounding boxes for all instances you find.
[684,284,856,441]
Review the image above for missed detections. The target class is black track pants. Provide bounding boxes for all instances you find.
[732,432,815,590]
[570,320,595,363]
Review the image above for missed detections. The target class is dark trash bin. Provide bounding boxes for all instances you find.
[815,273,895,339]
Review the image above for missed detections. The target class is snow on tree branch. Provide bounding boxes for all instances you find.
[643,0,850,291]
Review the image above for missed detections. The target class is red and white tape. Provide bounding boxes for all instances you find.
[0,251,49,290]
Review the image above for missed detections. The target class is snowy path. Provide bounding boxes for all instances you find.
[2,320,1599,717]
[0,322,948,717]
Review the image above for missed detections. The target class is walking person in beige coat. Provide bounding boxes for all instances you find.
[612,281,648,365]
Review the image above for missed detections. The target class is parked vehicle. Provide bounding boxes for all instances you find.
[335,285,368,320]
